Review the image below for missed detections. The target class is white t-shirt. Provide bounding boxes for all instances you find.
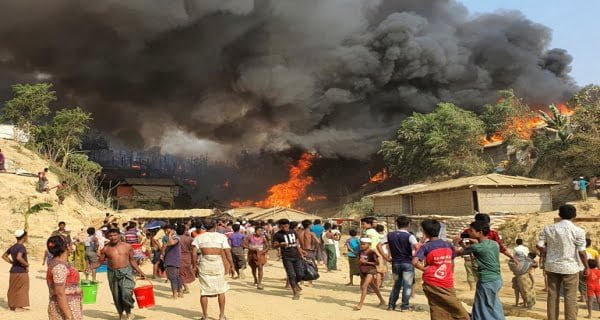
[193,232,231,249]
[514,244,530,257]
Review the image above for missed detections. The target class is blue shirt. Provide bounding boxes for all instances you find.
[347,237,360,258]
[580,179,588,190]
[229,232,245,247]
[311,224,324,239]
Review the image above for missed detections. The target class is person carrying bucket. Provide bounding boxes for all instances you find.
[98,228,146,320]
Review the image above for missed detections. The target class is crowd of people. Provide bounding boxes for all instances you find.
[1,204,598,320]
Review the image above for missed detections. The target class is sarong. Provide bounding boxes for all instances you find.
[231,246,246,270]
[179,254,195,284]
[348,256,360,276]
[248,250,266,268]
[472,279,505,320]
[48,295,83,320]
[325,244,337,270]
[516,273,535,308]
[72,243,87,272]
[107,266,136,314]
[7,273,29,309]
[198,255,229,296]
[422,283,470,320]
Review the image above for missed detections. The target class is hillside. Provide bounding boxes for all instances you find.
[0,139,109,256]
[498,199,600,249]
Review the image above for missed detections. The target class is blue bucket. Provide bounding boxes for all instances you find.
[97,264,108,273]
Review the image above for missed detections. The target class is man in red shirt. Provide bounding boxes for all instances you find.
[413,219,469,320]
[461,213,514,260]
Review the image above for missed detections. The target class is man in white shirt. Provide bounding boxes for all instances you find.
[537,204,589,320]
[514,239,529,256]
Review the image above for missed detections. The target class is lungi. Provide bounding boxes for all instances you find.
[179,254,196,284]
[422,283,470,320]
[198,255,229,296]
[72,243,87,272]
[325,244,337,271]
[231,246,246,270]
[472,279,505,320]
[107,266,136,314]
[7,273,29,309]
[248,250,267,267]
[348,256,360,276]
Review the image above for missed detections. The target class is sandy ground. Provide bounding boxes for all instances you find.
[0,247,579,320]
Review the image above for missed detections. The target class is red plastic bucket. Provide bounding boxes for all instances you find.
[133,280,155,309]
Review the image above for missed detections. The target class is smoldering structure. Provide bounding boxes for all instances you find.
[0,0,575,159]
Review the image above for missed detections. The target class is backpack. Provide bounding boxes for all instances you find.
[302,258,320,281]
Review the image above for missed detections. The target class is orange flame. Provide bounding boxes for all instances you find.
[556,103,574,116]
[230,152,320,209]
[230,200,253,208]
[481,103,574,146]
[306,195,328,202]
[363,168,390,186]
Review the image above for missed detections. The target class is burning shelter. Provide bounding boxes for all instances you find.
[369,173,559,216]
[115,178,180,210]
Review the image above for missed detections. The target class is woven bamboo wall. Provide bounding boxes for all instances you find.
[412,189,473,216]
[477,186,552,213]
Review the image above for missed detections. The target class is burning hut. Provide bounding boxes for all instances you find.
[115,178,180,210]
[369,174,559,216]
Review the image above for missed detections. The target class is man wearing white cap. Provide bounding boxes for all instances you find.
[2,229,30,312]
[354,237,385,310]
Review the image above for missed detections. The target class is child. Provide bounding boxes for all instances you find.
[414,219,470,320]
[354,238,385,310]
[509,251,538,309]
[455,220,505,320]
[587,259,600,318]
[345,229,361,286]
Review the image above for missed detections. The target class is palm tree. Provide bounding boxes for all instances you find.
[12,199,53,231]
[538,104,573,142]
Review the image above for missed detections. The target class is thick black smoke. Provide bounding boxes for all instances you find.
[0,0,575,158]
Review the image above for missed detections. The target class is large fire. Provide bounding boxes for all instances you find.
[481,103,574,145]
[363,168,390,186]
[230,152,321,209]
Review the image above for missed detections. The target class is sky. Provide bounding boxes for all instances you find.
[461,0,599,86]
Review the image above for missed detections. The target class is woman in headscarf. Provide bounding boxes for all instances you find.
[47,235,83,319]
[192,218,234,320]
[2,230,30,312]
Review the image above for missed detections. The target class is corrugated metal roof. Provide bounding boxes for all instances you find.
[368,174,559,197]
[118,208,216,219]
[124,178,177,186]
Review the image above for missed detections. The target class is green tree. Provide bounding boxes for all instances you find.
[556,85,600,176]
[379,103,487,183]
[1,83,56,142]
[480,89,533,141]
[50,107,92,168]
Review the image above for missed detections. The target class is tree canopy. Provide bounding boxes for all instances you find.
[379,103,487,183]
[1,83,56,140]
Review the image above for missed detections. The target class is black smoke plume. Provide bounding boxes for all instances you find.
[0,0,575,158]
